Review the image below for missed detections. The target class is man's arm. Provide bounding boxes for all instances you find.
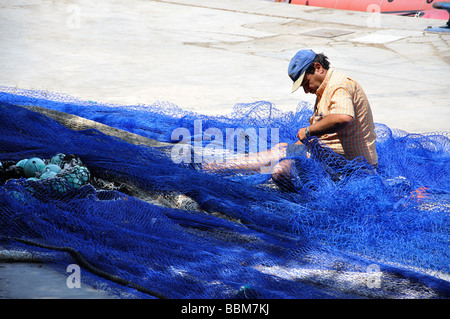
[297,114,353,141]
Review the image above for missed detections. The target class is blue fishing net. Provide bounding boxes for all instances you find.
[0,86,449,299]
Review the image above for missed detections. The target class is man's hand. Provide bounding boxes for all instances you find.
[297,127,308,141]
[296,114,353,142]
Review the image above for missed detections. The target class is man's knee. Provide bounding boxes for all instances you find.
[271,159,294,181]
[270,159,297,191]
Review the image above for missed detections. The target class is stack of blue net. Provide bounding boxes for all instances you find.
[0,86,449,299]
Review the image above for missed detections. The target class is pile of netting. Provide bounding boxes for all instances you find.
[0,86,449,299]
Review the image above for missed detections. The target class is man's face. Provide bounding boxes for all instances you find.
[300,63,325,94]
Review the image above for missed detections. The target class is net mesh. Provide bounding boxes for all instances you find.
[0,86,449,299]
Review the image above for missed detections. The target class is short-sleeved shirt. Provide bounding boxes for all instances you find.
[310,68,378,166]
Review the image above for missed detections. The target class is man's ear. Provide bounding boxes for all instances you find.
[314,62,324,74]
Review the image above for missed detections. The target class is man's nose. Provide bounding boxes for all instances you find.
[302,85,309,94]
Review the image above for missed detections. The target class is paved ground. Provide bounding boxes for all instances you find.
[1,0,449,133]
[0,0,449,299]
[0,261,117,299]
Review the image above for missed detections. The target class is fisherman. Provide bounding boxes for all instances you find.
[202,49,378,190]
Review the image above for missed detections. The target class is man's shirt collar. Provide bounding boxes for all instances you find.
[316,68,333,99]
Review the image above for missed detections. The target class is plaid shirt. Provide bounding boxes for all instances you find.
[310,68,378,166]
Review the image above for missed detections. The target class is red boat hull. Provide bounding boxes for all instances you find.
[288,0,449,20]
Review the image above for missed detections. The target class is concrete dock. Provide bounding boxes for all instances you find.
[0,0,449,299]
[1,0,449,133]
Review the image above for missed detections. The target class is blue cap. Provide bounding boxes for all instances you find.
[288,50,316,93]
